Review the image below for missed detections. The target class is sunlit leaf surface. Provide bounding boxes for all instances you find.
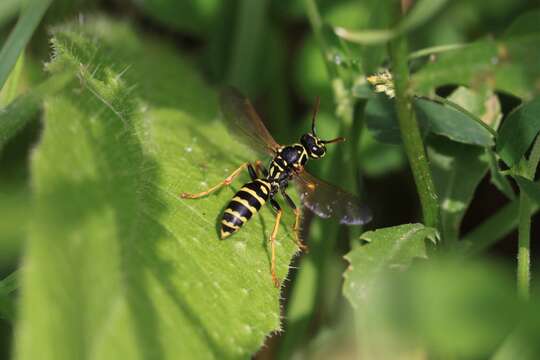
[15,18,298,360]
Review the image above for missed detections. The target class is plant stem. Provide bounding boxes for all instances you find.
[517,191,531,300]
[388,36,440,232]
[408,43,470,60]
[515,134,540,299]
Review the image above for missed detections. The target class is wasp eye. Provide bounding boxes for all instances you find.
[312,146,317,151]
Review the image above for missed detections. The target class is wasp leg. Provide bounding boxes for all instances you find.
[269,199,282,288]
[254,160,269,178]
[180,162,256,199]
[247,164,258,181]
[281,189,309,252]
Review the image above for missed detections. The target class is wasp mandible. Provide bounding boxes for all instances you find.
[181,87,372,287]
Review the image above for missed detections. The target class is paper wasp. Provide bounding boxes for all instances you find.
[181,87,372,287]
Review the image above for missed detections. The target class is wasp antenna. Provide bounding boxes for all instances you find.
[322,136,346,144]
[311,96,320,134]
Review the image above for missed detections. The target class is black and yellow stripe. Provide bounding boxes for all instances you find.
[220,179,271,238]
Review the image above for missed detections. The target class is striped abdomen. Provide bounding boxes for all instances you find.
[220,179,271,239]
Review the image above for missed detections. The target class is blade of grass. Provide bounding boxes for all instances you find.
[0,0,51,91]
[0,52,24,107]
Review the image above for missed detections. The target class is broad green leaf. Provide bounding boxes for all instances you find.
[428,137,488,242]
[334,0,448,45]
[343,223,436,307]
[365,90,494,147]
[353,259,526,358]
[427,87,500,242]
[0,0,52,90]
[497,98,540,167]
[411,34,540,100]
[416,98,494,147]
[15,18,298,360]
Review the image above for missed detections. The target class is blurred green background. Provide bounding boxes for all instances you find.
[1,0,540,359]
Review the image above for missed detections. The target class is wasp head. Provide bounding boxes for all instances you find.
[301,96,345,159]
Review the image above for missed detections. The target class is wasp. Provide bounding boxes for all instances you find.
[181,87,372,287]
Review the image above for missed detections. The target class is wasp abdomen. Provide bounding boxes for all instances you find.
[221,179,271,239]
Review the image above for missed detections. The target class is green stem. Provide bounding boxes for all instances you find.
[517,191,531,300]
[418,94,498,139]
[388,36,440,232]
[515,134,540,299]
[408,43,470,60]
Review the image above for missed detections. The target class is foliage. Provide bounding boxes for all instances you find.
[2,1,540,359]
[11,18,297,360]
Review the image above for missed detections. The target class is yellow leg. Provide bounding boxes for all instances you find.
[293,208,309,252]
[270,209,282,288]
[180,162,251,199]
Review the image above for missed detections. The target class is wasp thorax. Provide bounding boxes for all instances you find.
[301,133,326,159]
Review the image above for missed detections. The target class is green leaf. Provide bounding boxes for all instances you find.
[416,98,494,147]
[0,52,25,107]
[365,89,495,147]
[487,150,516,200]
[504,9,540,38]
[364,95,430,144]
[428,87,501,242]
[514,177,540,205]
[334,0,448,45]
[0,271,18,321]
[497,98,540,167]
[0,0,52,91]
[411,34,540,100]
[353,259,526,358]
[343,223,437,307]
[428,137,488,242]
[130,0,222,36]
[15,18,298,360]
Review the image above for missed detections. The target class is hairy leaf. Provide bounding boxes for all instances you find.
[343,223,437,307]
[15,18,298,360]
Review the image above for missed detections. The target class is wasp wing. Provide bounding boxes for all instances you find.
[220,87,280,157]
[294,171,372,225]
